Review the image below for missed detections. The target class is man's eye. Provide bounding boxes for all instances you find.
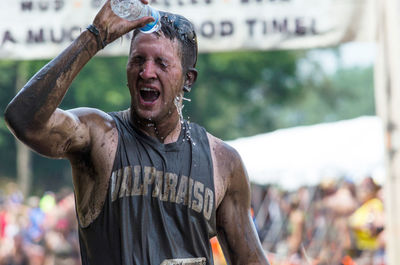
[157,59,168,69]
[131,57,145,65]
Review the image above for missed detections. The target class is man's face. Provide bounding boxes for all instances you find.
[127,33,184,123]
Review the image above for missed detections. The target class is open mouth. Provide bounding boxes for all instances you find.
[140,87,160,103]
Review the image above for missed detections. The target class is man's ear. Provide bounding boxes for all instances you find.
[183,68,198,92]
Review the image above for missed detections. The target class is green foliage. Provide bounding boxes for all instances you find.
[186,50,307,140]
[185,48,375,140]
[0,60,18,178]
[0,46,375,194]
[289,59,375,127]
[69,57,131,112]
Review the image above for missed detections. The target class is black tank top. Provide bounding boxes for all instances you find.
[78,110,217,265]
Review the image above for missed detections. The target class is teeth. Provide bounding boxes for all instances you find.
[141,87,157,92]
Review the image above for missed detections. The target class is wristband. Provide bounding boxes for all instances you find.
[86,24,107,50]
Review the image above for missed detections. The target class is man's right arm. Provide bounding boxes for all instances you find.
[4,0,153,158]
[4,30,100,158]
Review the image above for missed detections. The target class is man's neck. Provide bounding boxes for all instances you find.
[130,110,182,144]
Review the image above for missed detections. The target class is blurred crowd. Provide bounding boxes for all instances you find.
[0,176,386,265]
[250,176,386,265]
[0,183,80,265]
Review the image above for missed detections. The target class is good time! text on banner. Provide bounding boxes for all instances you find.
[0,0,376,60]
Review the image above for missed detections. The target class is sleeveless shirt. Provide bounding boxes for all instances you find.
[78,110,217,265]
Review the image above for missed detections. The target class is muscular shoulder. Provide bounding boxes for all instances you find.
[65,107,117,153]
[207,133,247,208]
[207,133,242,170]
[15,106,117,159]
[66,107,119,169]
[69,107,115,131]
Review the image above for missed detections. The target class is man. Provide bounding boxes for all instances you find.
[4,0,270,264]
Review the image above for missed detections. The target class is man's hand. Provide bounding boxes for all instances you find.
[93,0,155,47]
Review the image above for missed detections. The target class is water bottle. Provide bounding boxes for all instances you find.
[111,0,161,33]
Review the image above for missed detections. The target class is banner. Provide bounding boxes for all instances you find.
[0,0,376,60]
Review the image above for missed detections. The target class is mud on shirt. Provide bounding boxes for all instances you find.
[78,110,217,265]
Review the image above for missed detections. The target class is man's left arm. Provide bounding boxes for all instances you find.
[215,145,270,265]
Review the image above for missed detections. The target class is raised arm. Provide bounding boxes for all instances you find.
[4,0,153,158]
[215,143,270,265]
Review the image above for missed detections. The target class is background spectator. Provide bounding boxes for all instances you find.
[0,176,386,265]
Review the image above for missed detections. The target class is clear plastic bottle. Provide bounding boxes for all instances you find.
[111,0,161,33]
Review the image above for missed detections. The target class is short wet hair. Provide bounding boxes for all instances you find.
[131,11,198,72]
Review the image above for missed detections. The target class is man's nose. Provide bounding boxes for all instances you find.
[139,60,157,80]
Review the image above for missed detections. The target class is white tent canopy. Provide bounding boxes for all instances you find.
[227,116,385,190]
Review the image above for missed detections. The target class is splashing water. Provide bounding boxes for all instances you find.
[174,95,195,146]
[174,96,184,124]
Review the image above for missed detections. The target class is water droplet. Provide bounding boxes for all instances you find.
[174,95,184,124]
[174,94,195,144]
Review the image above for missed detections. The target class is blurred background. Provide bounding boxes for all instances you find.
[0,0,395,264]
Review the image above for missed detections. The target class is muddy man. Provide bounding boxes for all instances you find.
[4,1,270,264]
